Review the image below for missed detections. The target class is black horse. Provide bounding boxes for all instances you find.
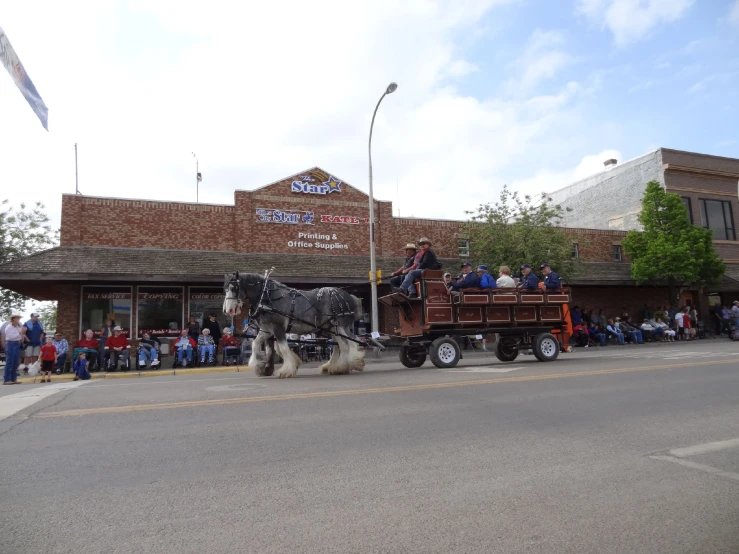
[223,272,364,378]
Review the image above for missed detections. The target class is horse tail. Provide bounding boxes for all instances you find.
[351,295,363,320]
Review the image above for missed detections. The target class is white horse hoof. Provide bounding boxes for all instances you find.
[276,367,297,379]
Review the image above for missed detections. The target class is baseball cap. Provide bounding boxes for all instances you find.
[520,264,531,269]
[460,262,472,268]
[477,265,488,271]
[31,312,40,317]
[540,263,550,269]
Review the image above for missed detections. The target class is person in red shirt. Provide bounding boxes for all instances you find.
[219,327,240,365]
[75,329,101,370]
[104,326,131,371]
[39,336,57,383]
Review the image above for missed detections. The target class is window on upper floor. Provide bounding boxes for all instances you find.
[612,245,622,262]
[458,239,470,257]
[699,199,735,241]
[571,243,579,258]
[681,197,693,224]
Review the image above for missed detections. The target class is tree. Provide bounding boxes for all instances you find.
[463,185,580,280]
[622,181,725,307]
[34,302,58,332]
[0,200,59,318]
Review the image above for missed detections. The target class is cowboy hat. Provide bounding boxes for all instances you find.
[404,243,417,250]
[417,237,432,246]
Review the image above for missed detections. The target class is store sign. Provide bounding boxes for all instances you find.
[287,232,349,251]
[84,292,132,300]
[190,293,224,301]
[139,328,182,337]
[139,292,182,300]
[320,214,369,224]
[256,208,315,225]
[291,174,342,195]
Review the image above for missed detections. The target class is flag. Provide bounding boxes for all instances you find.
[197,172,202,183]
[0,26,49,130]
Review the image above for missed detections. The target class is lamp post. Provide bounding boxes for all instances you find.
[368,82,398,336]
[191,152,199,202]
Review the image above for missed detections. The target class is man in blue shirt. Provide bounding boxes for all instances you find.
[23,312,45,367]
[540,264,562,290]
[450,262,480,291]
[518,264,540,290]
[52,331,69,374]
[476,266,497,289]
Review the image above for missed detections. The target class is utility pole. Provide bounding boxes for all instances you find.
[74,143,80,194]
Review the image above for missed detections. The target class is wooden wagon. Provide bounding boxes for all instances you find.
[378,270,572,368]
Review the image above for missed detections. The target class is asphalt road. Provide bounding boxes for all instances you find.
[1,340,738,554]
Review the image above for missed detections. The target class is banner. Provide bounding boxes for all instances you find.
[0,26,49,130]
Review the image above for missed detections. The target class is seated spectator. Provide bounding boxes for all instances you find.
[606,318,624,345]
[198,328,216,363]
[450,262,480,291]
[138,332,161,369]
[389,244,418,289]
[174,330,196,367]
[104,326,131,370]
[588,320,606,346]
[655,318,675,341]
[518,264,540,290]
[597,309,608,329]
[73,352,92,381]
[74,330,100,370]
[573,324,590,347]
[476,266,496,289]
[617,317,643,344]
[540,264,562,290]
[641,319,663,342]
[496,266,515,288]
[52,331,69,374]
[220,328,240,364]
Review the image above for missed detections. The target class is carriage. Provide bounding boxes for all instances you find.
[378,269,572,369]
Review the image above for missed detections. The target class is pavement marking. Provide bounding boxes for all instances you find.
[0,382,89,422]
[650,455,739,482]
[669,438,739,458]
[445,366,524,373]
[32,358,737,419]
[205,384,269,392]
[85,376,250,388]
[14,364,251,384]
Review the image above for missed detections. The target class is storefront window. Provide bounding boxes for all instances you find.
[81,287,132,338]
[137,286,184,338]
[189,287,230,330]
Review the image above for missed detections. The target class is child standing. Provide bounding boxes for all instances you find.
[73,352,91,381]
[39,336,57,383]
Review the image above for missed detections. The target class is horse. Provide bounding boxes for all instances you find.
[223,272,365,378]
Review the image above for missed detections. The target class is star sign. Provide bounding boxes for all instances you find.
[322,175,342,194]
[302,212,314,224]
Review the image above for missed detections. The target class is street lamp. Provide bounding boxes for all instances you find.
[191,152,201,202]
[368,82,398,337]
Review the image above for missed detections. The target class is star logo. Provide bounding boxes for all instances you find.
[302,212,314,224]
[322,175,342,194]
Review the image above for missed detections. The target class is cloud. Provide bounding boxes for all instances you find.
[509,149,623,197]
[576,0,695,46]
[628,80,654,93]
[730,0,739,27]
[503,29,574,94]
[0,0,597,230]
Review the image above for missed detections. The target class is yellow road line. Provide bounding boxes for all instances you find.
[33,358,736,419]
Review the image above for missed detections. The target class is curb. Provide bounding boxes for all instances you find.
[15,364,251,384]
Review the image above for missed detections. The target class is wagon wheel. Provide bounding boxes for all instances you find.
[532,333,559,362]
[429,337,460,369]
[399,346,427,368]
[494,338,519,362]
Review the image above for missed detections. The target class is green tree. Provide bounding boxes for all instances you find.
[622,181,724,306]
[34,302,58,332]
[0,200,59,318]
[463,185,579,280]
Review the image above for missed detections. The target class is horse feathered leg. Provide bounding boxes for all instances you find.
[248,331,269,376]
[274,334,302,379]
[319,342,341,374]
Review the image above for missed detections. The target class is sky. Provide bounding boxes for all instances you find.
[1,0,738,229]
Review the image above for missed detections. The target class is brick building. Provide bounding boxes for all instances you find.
[1,163,737,341]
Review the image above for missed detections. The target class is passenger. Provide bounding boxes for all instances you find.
[389,243,418,289]
[518,264,540,290]
[495,266,515,288]
[449,262,480,291]
[540,264,562,290]
[443,273,452,286]
[476,265,497,289]
[395,237,440,298]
